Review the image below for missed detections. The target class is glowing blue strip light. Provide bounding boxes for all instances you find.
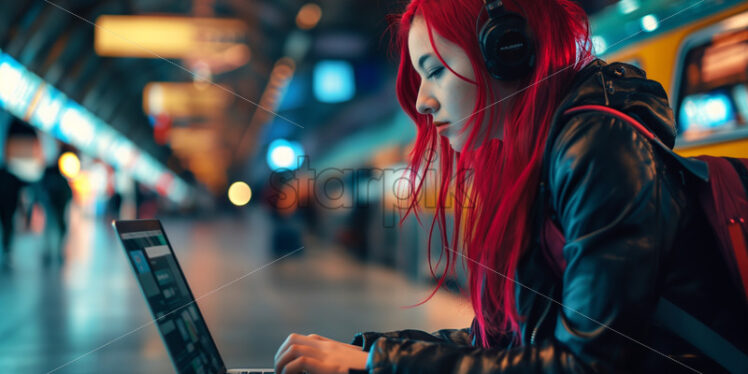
[0,49,188,203]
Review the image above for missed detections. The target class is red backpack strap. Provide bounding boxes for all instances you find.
[564,105,657,140]
[694,155,748,303]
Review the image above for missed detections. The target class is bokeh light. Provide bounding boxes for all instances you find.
[228,181,252,206]
[58,151,80,178]
[266,139,304,170]
[313,60,355,103]
[641,14,659,32]
[271,145,295,168]
[296,3,322,30]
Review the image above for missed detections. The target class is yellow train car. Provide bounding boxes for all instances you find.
[592,0,748,157]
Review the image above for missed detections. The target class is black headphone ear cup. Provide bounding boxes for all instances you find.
[479,12,535,80]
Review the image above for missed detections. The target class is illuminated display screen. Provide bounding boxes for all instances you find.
[121,230,224,374]
[679,90,737,133]
[675,23,748,141]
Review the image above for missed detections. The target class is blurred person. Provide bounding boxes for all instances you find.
[334,171,370,260]
[273,1,748,373]
[270,206,303,258]
[336,200,370,261]
[106,191,123,220]
[135,182,159,218]
[104,164,123,221]
[34,157,73,263]
[0,166,23,260]
[0,119,43,262]
[265,171,304,258]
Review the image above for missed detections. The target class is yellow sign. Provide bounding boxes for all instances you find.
[143,82,232,117]
[95,15,248,59]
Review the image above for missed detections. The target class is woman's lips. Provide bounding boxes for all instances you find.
[434,121,451,135]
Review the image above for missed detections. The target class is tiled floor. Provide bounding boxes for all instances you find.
[0,208,473,373]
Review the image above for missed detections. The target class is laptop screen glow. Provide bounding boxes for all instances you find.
[121,229,225,374]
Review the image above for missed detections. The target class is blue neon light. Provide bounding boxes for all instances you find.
[29,86,65,132]
[267,138,304,171]
[0,54,42,117]
[313,60,355,103]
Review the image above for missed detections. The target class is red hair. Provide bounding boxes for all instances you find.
[394,0,593,347]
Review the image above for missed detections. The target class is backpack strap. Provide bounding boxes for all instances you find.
[694,156,748,304]
[653,299,748,373]
[540,104,748,372]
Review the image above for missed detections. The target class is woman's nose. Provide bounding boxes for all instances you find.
[416,89,439,115]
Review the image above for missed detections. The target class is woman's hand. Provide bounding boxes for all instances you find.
[274,333,369,374]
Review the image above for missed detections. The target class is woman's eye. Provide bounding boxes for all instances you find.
[427,67,444,79]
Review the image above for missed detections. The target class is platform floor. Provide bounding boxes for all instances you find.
[0,209,472,373]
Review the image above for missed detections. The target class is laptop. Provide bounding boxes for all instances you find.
[113,219,275,374]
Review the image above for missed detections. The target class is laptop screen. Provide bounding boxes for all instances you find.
[118,224,225,374]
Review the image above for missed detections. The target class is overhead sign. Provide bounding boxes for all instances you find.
[95,15,249,59]
[143,82,232,117]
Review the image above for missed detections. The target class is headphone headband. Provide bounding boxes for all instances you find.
[484,0,504,18]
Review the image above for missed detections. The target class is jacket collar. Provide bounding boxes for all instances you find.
[556,58,678,148]
[550,58,708,182]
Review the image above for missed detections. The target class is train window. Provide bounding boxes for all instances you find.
[676,28,748,141]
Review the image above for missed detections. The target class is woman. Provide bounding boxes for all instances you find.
[274,0,748,373]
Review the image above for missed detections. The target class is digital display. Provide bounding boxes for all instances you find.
[678,90,737,134]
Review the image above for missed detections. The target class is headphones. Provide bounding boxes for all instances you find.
[477,0,536,80]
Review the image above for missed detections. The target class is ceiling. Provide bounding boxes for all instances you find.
[0,0,613,195]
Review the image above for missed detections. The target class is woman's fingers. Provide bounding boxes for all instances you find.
[275,333,318,363]
[273,333,368,374]
[275,343,324,374]
[282,356,328,374]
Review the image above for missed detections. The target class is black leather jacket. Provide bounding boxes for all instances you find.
[350,60,748,373]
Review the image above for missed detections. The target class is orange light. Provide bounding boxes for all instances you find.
[58,152,81,178]
[71,172,92,203]
[296,3,322,30]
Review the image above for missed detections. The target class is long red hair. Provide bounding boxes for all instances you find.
[394,0,593,347]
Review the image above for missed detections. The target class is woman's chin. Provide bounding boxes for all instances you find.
[445,137,463,152]
[448,135,502,153]
[450,136,485,153]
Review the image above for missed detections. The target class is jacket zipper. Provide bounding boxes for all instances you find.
[530,298,554,345]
